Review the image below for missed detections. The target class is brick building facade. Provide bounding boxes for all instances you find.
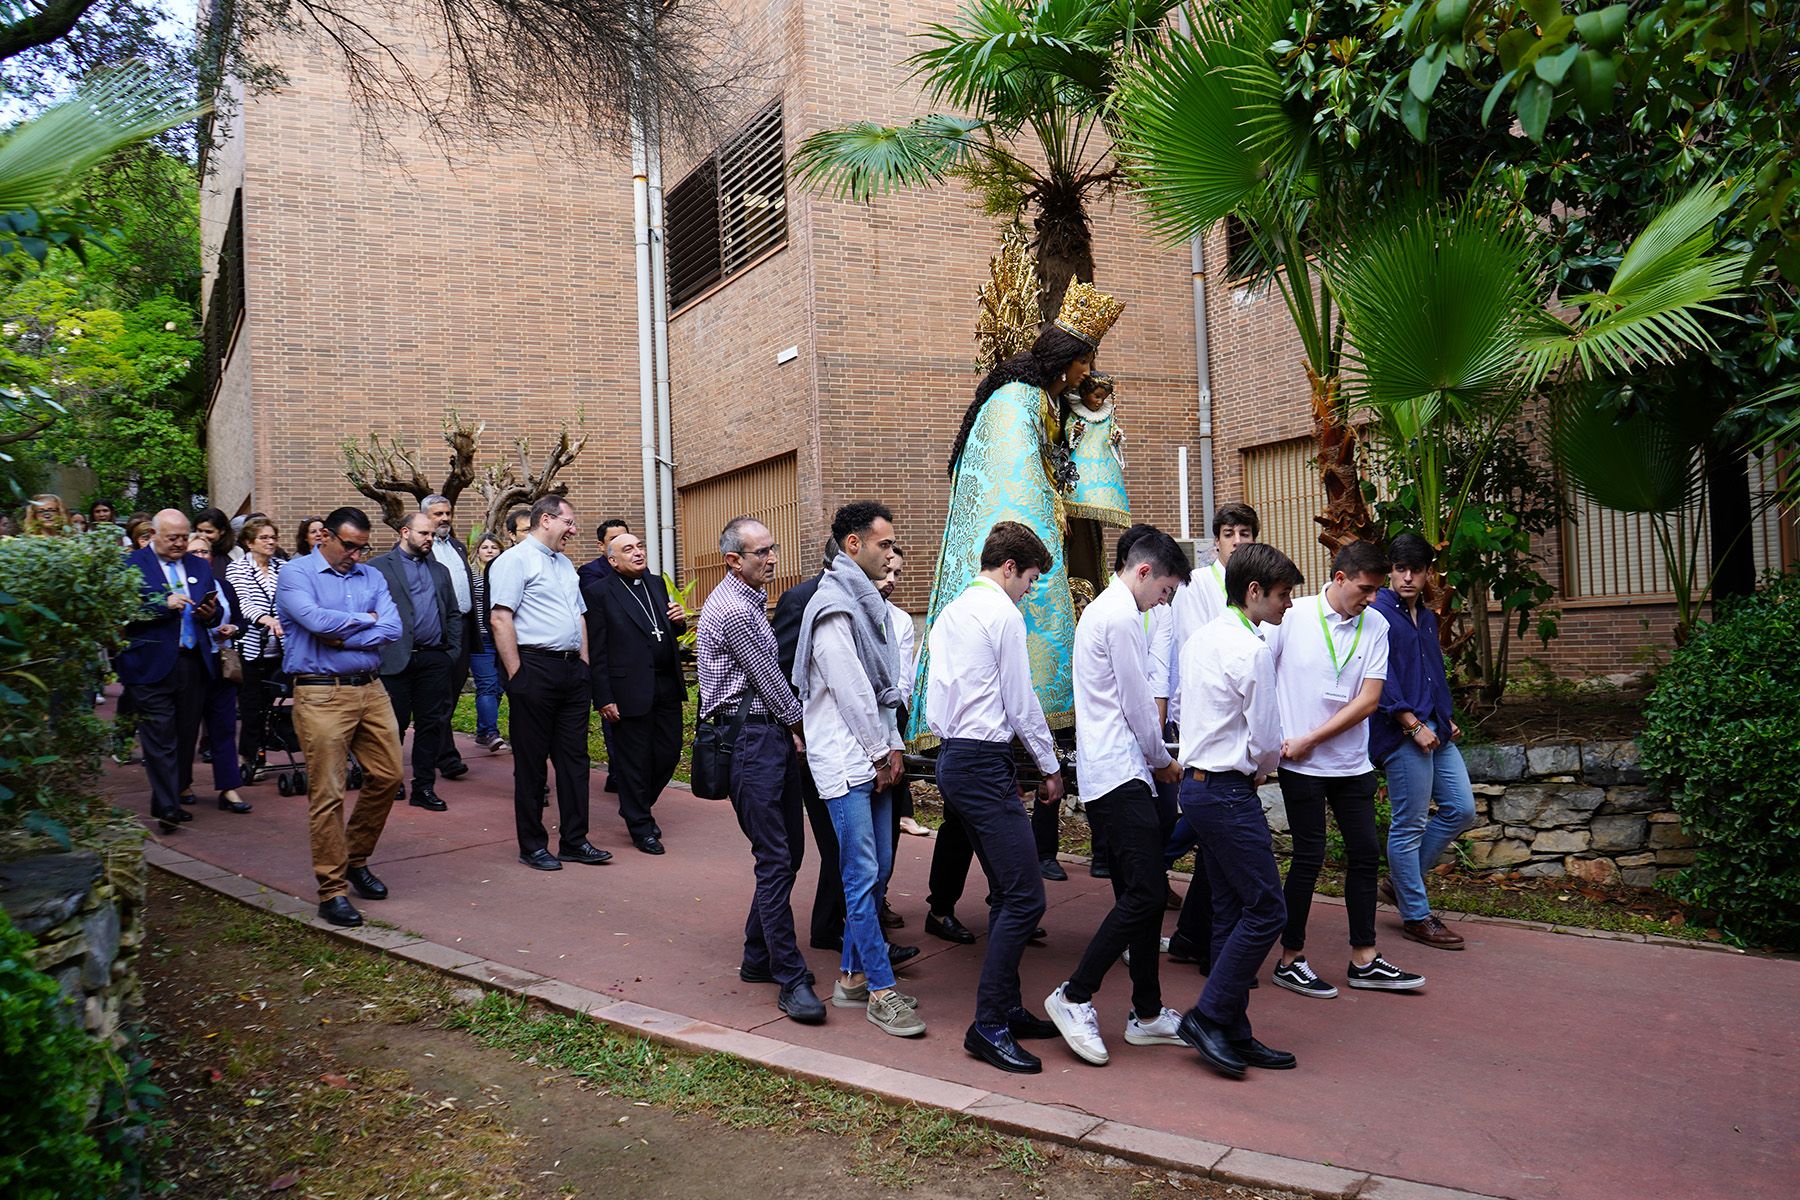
[203,0,1793,679]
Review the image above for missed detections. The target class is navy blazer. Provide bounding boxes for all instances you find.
[117,547,223,686]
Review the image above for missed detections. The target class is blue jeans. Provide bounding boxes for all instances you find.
[1382,722,1477,921]
[825,778,895,990]
[1181,770,1285,1041]
[469,648,503,738]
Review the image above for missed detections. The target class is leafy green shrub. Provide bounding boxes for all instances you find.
[0,530,142,834]
[0,907,118,1199]
[1640,572,1800,949]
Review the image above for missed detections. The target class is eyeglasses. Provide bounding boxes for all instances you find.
[329,531,370,556]
[740,543,779,559]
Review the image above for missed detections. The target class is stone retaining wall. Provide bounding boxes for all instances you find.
[1259,739,1691,887]
[0,833,147,1046]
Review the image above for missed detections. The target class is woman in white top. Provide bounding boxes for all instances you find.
[227,517,285,781]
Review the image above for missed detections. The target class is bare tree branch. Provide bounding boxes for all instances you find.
[0,0,102,65]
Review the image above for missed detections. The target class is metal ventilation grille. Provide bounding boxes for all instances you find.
[665,100,787,310]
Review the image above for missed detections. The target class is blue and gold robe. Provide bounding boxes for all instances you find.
[908,380,1075,747]
[1064,400,1129,528]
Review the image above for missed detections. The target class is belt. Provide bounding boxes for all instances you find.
[519,646,581,660]
[742,712,784,726]
[415,643,449,652]
[294,673,377,687]
[1183,767,1253,782]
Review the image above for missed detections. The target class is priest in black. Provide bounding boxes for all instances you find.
[584,530,688,854]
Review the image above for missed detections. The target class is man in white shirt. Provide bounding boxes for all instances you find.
[1266,540,1424,998]
[1045,529,1189,1066]
[793,503,925,1038]
[1173,542,1302,1079]
[1164,502,1260,970]
[927,520,1067,1075]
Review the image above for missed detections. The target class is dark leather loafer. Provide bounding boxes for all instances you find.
[888,942,920,968]
[1028,925,1048,943]
[651,822,662,838]
[1088,858,1112,879]
[740,964,815,986]
[1230,1037,1297,1070]
[519,848,563,871]
[347,866,388,901]
[171,807,194,823]
[778,981,827,1024]
[408,786,447,812]
[632,835,665,855]
[964,1023,1041,1074]
[154,811,180,834]
[1177,1007,1247,1079]
[1005,1006,1058,1040]
[879,902,904,930]
[178,792,197,806]
[1166,933,1207,965]
[317,896,363,927]
[558,842,614,866]
[925,912,976,944]
[439,760,470,780]
[1039,857,1068,881]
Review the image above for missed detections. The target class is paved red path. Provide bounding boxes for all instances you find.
[110,732,1797,1200]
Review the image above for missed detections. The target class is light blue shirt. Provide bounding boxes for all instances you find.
[275,548,403,675]
[487,536,585,650]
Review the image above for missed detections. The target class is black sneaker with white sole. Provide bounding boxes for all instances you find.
[1271,957,1338,998]
[1345,955,1425,991]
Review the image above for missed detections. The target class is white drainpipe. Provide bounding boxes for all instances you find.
[648,103,677,580]
[1174,7,1217,534]
[632,104,659,570]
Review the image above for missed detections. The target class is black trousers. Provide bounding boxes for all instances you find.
[382,646,454,791]
[504,652,591,855]
[608,687,683,840]
[938,739,1046,1028]
[1279,768,1380,951]
[926,786,1060,917]
[237,655,282,763]
[729,721,810,987]
[437,613,475,771]
[1064,780,1165,1016]
[800,768,846,947]
[130,650,208,818]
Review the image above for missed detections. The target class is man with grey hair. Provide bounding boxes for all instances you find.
[421,493,475,781]
[696,515,824,1024]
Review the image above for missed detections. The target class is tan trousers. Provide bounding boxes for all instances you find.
[292,679,405,901]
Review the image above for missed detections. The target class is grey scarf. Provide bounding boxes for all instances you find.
[791,552,902,708]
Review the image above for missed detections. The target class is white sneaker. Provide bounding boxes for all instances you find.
[1045,983,1109,1065]
[1124,1006,1186,1046]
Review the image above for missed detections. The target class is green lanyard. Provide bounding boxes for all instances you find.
[970,576,1009,600]
[1211,561,1224,592]
[1317,599,1364,680]
[1229,605,1254,632]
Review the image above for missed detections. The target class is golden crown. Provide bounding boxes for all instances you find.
[1053,280,1125,347]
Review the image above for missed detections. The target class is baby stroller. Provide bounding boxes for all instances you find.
[253,672,365,796]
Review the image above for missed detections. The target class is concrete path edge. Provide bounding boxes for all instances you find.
[145,842,1510,1200]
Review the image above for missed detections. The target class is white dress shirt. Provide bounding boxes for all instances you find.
[802,612,903,798]
[1265,591,1390,777]
[887,600,916,707]
[1167,560,1227,726]
[1144,603,1173,702]
[432,534,473,614]
[925,577,1058,775]
[1177,610,1281,778]
[1075,579,1173,800]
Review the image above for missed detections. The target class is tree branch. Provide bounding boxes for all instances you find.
[0,417,56,448]
[0,0,100,64]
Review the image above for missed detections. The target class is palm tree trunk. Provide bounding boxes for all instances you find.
[1031,176,1095,323]
[1309,368,1378,555]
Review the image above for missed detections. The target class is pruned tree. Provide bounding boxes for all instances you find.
[340,408,483,530]
[472,424,589,537]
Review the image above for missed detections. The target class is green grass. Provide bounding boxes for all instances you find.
[451,692,699,785]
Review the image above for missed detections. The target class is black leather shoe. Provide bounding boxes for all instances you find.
[1006,1006,1058,1040]
[1177,1008,1247,1079]
[1089,858,1112,879]
[632,835,665,855]
[1028,926,1047,943]
[217,792,252,814]
[964,1023,1041,1074]
[154,811,179,834]
[1231,1037,1297,1070]
[651,822,662,838]
[925,911,976,944]
[1039,857,1068,881]
[1166,933,1207,965]
[179,792,197,806]
[778,981,827,1024]
[519,848,563,871]
[347,866,388,900]
[317,897,363,927]
[558,842,614,866]
[888,942,920,968]
[408,785,447,812]
[171,807,194,823]
[439,760,470,780]
[740,964,815,986]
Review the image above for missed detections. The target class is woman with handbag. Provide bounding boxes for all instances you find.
[187,533,252,814]
[228,517,287,782]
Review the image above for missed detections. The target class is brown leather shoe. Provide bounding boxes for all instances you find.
[1377,876,1398,907]
[879,901,904,930]
[1402,915,1465,950]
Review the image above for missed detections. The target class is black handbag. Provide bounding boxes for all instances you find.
[689,696,751,800]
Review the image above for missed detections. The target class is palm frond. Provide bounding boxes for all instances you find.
[0,66,206,217]
[1525,180,1749,382]
[1551,383,1702,515]
[790,116,989,203]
